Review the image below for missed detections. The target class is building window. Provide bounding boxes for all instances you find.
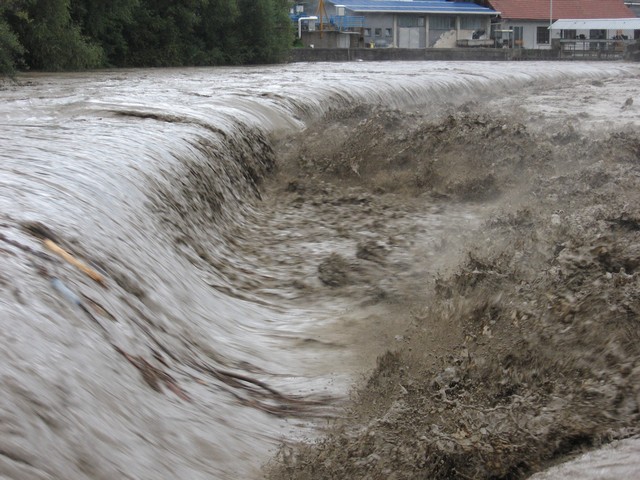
[562,29,577,39]
[399,16,422,28]
[536,26,550,44]
[429,16,456,30]
[460,16,483,30]
[375,28,382,37]
[385,28,392,37]
[364,28,371,37]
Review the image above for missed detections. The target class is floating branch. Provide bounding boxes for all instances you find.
[114,345,192,402]
[21,221,106,286]
[21,223,332,411]
[43,239,106,285]
[48,274,190,402]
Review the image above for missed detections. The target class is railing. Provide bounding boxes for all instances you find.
[292,14,365,33]
[329,15,365,31]
[557,38,635,58]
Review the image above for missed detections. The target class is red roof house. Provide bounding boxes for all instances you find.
[487,0,635,21]
[484,0,636,49]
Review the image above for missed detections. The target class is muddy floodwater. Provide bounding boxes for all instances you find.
[1,62,640,480]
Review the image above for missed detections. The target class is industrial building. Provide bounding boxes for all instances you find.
[291,0,640,52]
[292,0,499,48]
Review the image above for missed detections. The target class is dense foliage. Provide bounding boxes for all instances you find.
[0,0,293,74]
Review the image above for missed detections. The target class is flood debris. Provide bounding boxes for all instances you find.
[318,253,350,287]
[27,225,330,411]
[264,104,640,479]
[50,277,83,307]
[21,221,106,285]
[115,346,192,402]
[48,270,194,402]
[43,239,106,285]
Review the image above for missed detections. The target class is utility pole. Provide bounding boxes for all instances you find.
[316,0,328,36]
[549,0,553,44]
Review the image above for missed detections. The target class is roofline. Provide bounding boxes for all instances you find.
[499,16,635,21]
[345,9,499,15]
[498,18,559,21]
[550,18,640,28]
[552,17,640,21]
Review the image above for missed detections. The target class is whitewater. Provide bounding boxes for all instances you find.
[0,61,638,479]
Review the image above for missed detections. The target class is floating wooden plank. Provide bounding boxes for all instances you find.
[43,238,105,285]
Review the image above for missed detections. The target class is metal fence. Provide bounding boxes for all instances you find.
[557,39,635,59]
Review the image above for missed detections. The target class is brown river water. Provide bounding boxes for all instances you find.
[0,62,638,479]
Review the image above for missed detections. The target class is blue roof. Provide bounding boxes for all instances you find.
[330,0,497,15]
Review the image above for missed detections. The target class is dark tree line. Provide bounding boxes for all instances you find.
[0,0,293,74]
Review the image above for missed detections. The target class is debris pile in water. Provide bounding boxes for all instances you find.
[265,101,640,478]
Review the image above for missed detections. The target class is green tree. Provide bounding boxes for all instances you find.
[196,0,241,65]
[121,0,205,67]
[236,0,293,63]
[1,0,294,72]
[69,0,139,66]
[5,0,103,71]
[0,5,25,75]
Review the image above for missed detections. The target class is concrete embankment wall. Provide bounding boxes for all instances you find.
[288,47,635,62]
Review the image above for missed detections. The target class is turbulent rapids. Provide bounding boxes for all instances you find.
[1,62,640,480]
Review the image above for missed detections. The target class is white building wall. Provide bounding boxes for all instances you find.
[502,21,560,49]
[503,20,637,49]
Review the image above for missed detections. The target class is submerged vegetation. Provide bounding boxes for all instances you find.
[0,0,293,74]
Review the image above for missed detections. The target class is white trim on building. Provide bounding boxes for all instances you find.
[551,18,640,30]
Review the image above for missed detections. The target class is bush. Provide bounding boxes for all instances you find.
[0,16,24,75]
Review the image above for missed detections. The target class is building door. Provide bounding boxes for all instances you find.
[512,26,523,48]
[399,28,420,48]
